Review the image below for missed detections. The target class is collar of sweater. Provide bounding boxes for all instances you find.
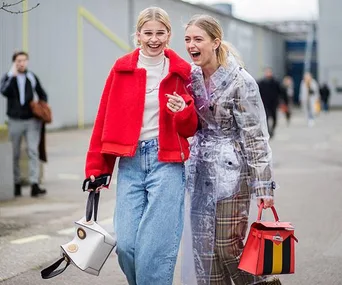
[138,50,165,66]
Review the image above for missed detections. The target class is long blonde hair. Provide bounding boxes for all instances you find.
[304,72,313,88]
[134,7,171,47]
[185,15,245,68]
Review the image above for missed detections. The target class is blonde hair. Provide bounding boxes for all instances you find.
[185,15,245,68]
[304,72,313,88]
[134,7,171,47]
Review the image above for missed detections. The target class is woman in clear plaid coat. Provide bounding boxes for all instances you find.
[182,15,281,285]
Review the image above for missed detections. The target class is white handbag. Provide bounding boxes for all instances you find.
[41,191,116,278]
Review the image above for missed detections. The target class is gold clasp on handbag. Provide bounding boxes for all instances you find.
[272,233,283,242]
[67,244,79,253]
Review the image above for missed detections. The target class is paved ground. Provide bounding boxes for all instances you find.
[0,109,342,285]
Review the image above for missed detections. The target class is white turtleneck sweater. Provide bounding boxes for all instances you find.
[138,50,170,141]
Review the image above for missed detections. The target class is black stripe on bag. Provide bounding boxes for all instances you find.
[281,236,291,274]
[263,239,273,275]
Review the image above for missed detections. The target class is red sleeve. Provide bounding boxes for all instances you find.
[173,88,198,138]
[85,68,116,178]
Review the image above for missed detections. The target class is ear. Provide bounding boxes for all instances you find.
[213,38,221,51]
[136,31,141,46]
[167,32,172,45]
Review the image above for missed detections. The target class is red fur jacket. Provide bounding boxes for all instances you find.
[85,48,198,177]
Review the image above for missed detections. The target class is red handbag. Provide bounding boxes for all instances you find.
[238,203,298,276]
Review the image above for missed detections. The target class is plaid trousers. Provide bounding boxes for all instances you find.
[209,183,281,285]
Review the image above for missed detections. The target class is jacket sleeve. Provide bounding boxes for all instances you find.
[85,68,116,179]
[0,74,15,97]
[173,94,198,138]
[233,79,274,198]
[34,74,48,102]
[172,81,198,138]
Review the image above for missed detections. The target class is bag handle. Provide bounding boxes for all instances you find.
[86,191,100,222]
[257,202,280,222]
[41,256,70,279]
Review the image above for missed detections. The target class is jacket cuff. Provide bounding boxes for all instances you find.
[85,151,115,178]
[250,180,276,197]
[174,103,193,125]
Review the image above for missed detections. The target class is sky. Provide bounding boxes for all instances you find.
[185,0,319,22]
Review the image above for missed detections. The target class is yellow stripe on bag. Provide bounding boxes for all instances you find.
[272,243,283,274]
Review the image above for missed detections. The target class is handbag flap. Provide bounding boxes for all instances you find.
[251,223,298,245]
[75,218,116,246]
[256,220,295,230]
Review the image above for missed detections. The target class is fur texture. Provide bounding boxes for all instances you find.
[85,48,198,177]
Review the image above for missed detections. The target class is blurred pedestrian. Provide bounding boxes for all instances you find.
[319,83,331,112]
[258,67,282,138]
[0,51,47,197]
[280,75,294,125]
[300,72,320,127]
[83,7,197,285]
[182,14,280,285]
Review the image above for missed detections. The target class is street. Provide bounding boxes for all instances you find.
[1,109,342,285]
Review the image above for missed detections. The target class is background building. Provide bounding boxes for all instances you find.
[261,20,317,104]
[0,0,285,129]
[318,0,342,107]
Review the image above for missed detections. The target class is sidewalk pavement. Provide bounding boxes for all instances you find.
[1,109,342,284]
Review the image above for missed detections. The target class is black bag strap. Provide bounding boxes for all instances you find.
[86,191,100,222]
[41,256,70,279]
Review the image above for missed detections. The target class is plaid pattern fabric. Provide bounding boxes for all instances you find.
[210,182,258,285]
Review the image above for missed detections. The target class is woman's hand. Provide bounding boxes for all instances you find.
[166,92,186,113]
[88,175,107,193]
[257,197,274,209]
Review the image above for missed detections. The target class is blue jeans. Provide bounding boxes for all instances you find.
[115,138,185,285]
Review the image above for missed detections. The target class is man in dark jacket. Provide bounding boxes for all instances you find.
[257,68,282,138]
[0,51,47,197]
[319,83,331,112]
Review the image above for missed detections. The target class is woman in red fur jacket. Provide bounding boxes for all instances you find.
[83,7,197,285]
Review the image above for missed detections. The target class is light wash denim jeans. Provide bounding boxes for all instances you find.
[115,138,185,285]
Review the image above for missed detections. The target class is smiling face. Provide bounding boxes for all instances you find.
[137,20,170,57]
[185,24,220,68]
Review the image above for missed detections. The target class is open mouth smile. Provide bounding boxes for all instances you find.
[148,44,162,49]
[190,51,201,59]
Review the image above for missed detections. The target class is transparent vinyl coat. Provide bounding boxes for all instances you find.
[182,55,275,285]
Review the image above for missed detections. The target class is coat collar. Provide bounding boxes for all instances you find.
[192,54,240,90]
[191,53,241,98]
[114,48,190,80]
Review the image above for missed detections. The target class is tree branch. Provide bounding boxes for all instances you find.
[0,1,40,14]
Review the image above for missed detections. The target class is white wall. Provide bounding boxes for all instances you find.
[318,0,342,107]
[0,0,285,128]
